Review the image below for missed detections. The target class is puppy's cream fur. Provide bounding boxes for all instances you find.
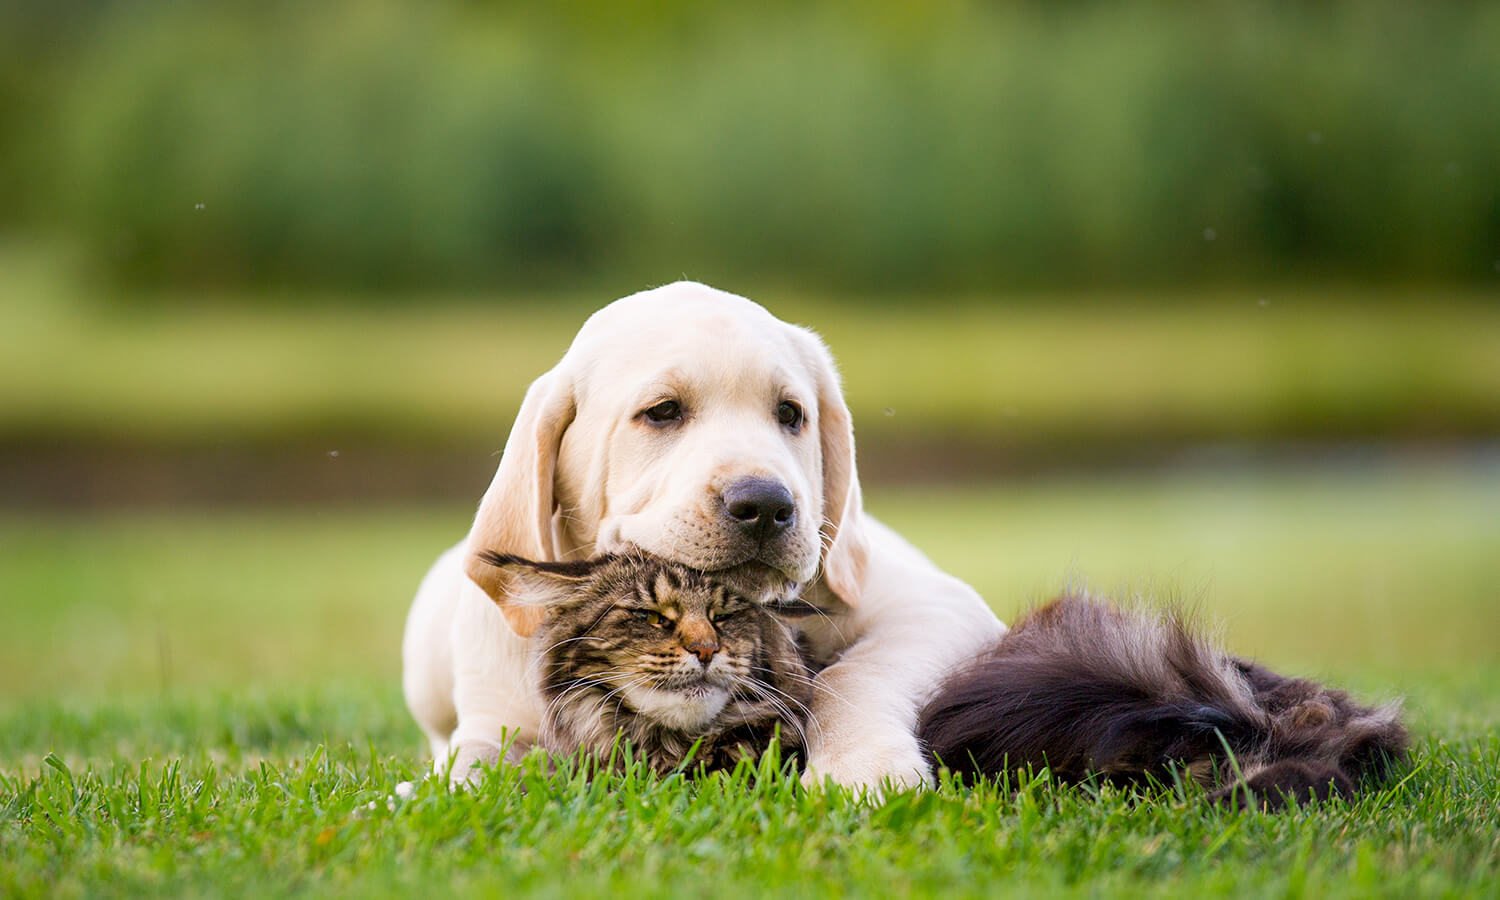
[401,282,1005,791]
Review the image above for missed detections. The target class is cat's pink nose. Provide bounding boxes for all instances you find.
[686,640,719,664]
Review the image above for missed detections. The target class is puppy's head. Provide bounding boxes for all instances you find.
[465,282,868,635]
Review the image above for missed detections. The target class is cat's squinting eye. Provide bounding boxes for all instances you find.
[630,609,667,626]
[710,609,742,623]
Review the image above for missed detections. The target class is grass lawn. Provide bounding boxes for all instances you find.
[3,458,1498,896]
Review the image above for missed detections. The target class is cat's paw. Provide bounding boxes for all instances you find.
[801,739,933,798]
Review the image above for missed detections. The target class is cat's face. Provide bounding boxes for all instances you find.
[480,553,799,733]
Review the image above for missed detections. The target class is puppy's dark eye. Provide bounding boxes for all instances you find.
[777,401,803,431]
[642,400,682,424]
[630,609,667,626]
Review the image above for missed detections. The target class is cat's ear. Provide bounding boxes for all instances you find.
[473,552,596,612]
[762,597,825,620]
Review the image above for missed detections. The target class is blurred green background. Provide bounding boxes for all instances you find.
[1,0,1497,707]
[4,0,1500,292]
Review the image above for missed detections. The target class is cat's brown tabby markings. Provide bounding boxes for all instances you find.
[478,552,816,773]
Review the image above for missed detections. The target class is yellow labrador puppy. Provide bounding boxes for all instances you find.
[401,282,1005,791]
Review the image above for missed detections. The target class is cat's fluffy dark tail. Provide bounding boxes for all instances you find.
[917,597,1408,809]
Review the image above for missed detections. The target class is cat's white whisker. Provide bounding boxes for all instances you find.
[541,668,641,722]
[743,671,813,717]
[735,685,810,746]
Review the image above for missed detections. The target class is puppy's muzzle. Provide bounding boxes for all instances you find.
[721,477,796,543]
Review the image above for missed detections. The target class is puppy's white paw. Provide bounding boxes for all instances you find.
[446,736,534,788]
[802,738,933,798]
[447,739,504,788]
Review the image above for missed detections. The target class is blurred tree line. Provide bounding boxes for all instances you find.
[2,0,1498,298]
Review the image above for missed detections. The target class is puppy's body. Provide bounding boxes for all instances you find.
[404,281,1400,802]
[402,283,1003,789]
[918,597,1408,809]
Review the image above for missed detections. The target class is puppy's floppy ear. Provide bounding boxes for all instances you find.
[800,329,870,607]
[464,370,576,636]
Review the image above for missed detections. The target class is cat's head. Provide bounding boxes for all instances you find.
[476,552,815,732]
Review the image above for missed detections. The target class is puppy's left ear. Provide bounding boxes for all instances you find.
[798,327,870,607]
[463,368,576,636]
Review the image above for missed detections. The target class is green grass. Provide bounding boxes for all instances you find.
[3,280,1499,453]
[4,731,1497,899]
[3,459,1498,896]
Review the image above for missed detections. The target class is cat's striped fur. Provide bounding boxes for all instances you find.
[478,552,816,773]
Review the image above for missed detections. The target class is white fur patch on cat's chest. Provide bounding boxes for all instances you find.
[624,685,730,731]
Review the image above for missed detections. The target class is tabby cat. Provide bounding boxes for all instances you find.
[918,596,1410,810]
[479,552,1407,808]
[477,551,819,774]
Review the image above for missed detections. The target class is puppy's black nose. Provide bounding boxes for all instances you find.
[722,477,796,541]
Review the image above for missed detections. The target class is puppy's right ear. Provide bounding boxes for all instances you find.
[464,370,576,636]
[474,551,596,613]
[796,328,869,609]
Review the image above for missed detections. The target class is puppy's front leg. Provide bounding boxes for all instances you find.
[800,654,934,794]
[447,719,533,784]
[800,571,1005,795]
[446,586,543,787]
